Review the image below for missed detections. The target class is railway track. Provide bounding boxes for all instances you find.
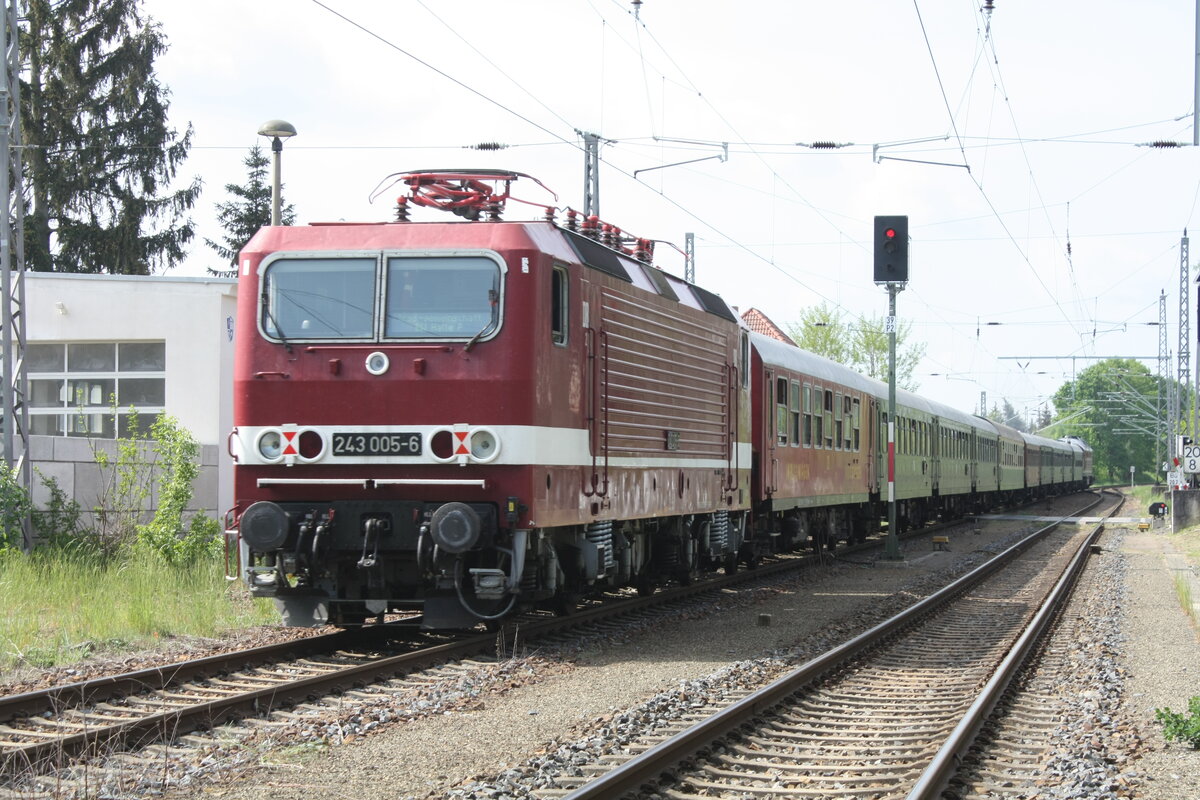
[539,490,1117,800]
[0,494,1082,793]
[0,540,833,783]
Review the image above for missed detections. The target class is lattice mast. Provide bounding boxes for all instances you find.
[580,131,601,219]
[0,0,30,549]
[1179,231,1191,457]
[1160,290,1169,474]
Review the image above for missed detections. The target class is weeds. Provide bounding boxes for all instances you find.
[1174,573,1195,623]
[0,461,32,551]
[0,549,277,671]
[1156,696,1200,748]
[0,410,272,672]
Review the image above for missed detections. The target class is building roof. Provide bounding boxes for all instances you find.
[741,307,794,345]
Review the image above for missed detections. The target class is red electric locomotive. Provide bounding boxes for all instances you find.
[227,170,751,628]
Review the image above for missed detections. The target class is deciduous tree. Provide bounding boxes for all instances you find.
[786,302,926,391]
[1051,358,1163,482]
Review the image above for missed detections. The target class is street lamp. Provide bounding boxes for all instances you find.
[257,119,297,226]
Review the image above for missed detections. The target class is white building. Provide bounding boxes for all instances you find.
[17,272,237,519]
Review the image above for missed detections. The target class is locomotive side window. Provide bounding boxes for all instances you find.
[262,258,376,339]
[386,256,501,339]
[740,333,749,388]
[551,264,568,345]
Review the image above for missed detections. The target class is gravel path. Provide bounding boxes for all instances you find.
[1120,528,1200,800]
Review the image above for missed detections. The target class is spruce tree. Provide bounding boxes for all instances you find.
[21,0,200,274]
[204,145,295,278]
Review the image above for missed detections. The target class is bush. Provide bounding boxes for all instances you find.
[0,462,32,551]
[1156,696,1200,748]
[134,413,221,564]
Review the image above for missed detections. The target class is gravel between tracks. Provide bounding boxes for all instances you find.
[4,495,1198,799]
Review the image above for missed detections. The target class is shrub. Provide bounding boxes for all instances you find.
[0,462,31,551]
[135,413,221,564]
[1156,696,1200,748]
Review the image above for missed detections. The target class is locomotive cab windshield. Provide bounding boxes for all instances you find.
[260,252,505,343]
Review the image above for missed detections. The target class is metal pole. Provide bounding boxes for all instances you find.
[1,0,30,550]
[269,136,282,226]
[883,282,902,560]
[580,131,600,219]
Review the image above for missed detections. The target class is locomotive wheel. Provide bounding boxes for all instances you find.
[723,552,738,575]
[635,575,655,596]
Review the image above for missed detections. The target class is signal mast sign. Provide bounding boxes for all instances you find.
[1182,443,1200,474]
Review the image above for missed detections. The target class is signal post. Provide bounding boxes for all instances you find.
[874,216,908,561]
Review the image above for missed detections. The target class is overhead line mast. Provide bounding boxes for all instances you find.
[0,0,30,549]
[1181,231,1191,459]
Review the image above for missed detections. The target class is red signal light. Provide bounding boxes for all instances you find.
[885,228,897,239]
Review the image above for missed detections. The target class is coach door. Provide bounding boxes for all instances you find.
[930,419,941,493]
[866,396,879,494]
[764,370,779,495]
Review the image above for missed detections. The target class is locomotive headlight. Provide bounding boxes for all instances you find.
[257,429,284,461]
[429,502,481,554]
[240,501,290,552]
[469,428,500,462]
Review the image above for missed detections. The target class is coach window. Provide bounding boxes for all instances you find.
[813,386,824,448]
[790,381,801,445]
[843,395,853,449]
[803,384,813,447]
[851,397,861,451]
[823,389,834,448]
[834,392,843,450]
[386,255,501,340]
[776,377,789,445]
[551,264,568,345]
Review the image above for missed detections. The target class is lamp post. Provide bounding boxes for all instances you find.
[257,119,296,226]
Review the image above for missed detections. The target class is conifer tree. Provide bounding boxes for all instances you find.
[21,0,200,274]
[204,145,295,278]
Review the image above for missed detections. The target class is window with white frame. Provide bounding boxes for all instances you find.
[26,342,166,438]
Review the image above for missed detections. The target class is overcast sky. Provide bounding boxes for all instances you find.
[145,0,1199,425]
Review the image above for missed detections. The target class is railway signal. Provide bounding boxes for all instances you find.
[873,215,909,284]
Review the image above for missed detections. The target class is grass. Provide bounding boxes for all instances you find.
[1174,574,1196,624]
[0,547,278,672]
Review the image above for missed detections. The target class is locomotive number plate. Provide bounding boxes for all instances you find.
[332,432,422,456]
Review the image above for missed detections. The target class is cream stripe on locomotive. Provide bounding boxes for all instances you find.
[233,423,752,470]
